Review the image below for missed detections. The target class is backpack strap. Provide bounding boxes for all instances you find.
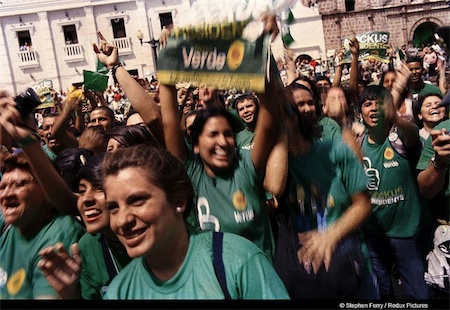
[100,235,120,281]
[212,231,231,300]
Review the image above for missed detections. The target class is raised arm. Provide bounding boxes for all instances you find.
[348,35,360,95]
[389,62,419,148]
[159,83,188,161]
[0,92,78,216]
[437,57,447,96]
[93,31,164,146]
[251,63,282,175]
[332,50,344,87]
[51,96,81,149]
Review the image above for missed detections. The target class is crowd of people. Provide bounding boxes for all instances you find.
[1,10,450,305]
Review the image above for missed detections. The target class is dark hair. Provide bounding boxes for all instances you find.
[190,107,236,148]
[233,93,260,110]
[102,144,194,219]
[0,151,31,175]
[91,106,115,123]
[54,148,95,190]
[315,75,331,86]
[75,153,106,192]
[289,76,322,117]
[358,85,392,111]
[413,92,445,128]
[105,124,160,148]
[406,56,423,68]
[283,84,321,141]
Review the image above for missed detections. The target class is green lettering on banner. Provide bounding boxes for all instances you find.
[340,31,390,64]
[158,18,269,92]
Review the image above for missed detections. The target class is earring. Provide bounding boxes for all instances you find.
[176,207,183,213]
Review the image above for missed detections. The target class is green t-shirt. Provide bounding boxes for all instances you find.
[361,133,431,237]
[104,231,290,299]
[411,83,442,98]
[235,127,254,150]
[285,138,367,232]
[0,212,84,299]
[78,233,132,299]
[416,119,450,222]
[185,149,275,261]
[318,116,342,141]
[42,144,57,162]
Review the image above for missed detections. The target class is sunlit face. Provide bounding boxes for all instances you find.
[291,88,315,121]
[41,116,60,150]
[76,179,108,234]
[360,99,385,129]
[324,87,347,119]
[419,95,445,127]
[198,87,218,107]
[407,61,423,84]
[0,169,46,229]
[105,167,183,258]
[106,138,122,153]
[88,110,113,131]
[382,71,397,90]
[236,99,257,125]
[193,116,235,176]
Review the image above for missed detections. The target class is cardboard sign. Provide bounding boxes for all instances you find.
[341,31,390,64]
[157,19,270,92]
[32,79,55,109]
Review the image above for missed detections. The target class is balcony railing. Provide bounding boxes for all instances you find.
[17,50,39,69]
[112,37,132,55]
[63,44,85,63]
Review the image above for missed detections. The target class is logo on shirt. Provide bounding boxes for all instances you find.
[384,147,394,160]
[232,191,247,211]
[7,268,25,296]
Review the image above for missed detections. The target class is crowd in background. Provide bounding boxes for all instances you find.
[1,15,450,304]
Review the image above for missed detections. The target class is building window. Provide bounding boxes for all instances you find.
[18,30,32,51]
[159,12,173,29]
[111,18,126,38]
[63,25,78,44]
[345,0,355,12]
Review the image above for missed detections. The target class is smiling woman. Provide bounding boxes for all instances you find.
[0,152,84,299]
[100,144,289,299]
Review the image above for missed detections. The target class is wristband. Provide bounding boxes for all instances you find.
[17,133,40,148]
[431,155,448,171]
[110,63,123,76]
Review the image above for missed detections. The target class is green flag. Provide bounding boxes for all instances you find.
[83,70,109,92]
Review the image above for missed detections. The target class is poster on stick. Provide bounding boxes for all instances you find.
[340,31,391,64]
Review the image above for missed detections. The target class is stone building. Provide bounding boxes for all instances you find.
[315,0,449,54]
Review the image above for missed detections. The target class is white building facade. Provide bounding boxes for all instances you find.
[0,0,325,95]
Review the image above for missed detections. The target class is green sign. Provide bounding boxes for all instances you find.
[157,19,270,92]
[341,31,390,64]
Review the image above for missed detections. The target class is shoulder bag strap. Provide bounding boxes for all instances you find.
[212,231,231,300]
[100,235,119,281]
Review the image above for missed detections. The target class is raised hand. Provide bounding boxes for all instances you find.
[92,31,119,70]
[37,243,82,299]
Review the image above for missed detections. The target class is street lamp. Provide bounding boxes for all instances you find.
[137,29,159,67]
